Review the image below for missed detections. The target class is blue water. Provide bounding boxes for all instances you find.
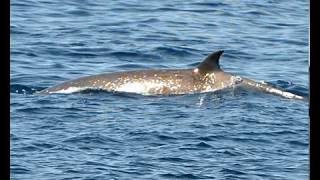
[11,0,309,179]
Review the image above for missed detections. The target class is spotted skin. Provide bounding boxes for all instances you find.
[39,50,306,101]
[40,69,238,95]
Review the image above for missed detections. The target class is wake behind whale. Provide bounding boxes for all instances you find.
[39,50,307,101]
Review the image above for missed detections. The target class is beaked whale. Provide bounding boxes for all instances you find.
[39,50,306,100]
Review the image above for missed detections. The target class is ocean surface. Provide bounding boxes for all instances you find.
[10,0,309,179]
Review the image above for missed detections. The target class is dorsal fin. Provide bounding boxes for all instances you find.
[196,50,224,73]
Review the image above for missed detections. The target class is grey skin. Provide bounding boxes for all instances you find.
[39,51,306,100]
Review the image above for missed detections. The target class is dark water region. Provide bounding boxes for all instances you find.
[11,0,308,179]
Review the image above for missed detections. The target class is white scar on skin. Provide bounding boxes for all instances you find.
[115,81,166,94]
[54,87,87,94]
[208,73,216,84]
[265,87,304,99]
[246,81,304,99]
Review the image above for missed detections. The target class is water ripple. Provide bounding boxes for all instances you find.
[11,0,308,179]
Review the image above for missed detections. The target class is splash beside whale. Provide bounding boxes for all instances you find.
[39,50,306,100]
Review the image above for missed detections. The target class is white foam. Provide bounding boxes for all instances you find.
[200,87,220,93]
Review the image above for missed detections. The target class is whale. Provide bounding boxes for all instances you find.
[39,50,306,100]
